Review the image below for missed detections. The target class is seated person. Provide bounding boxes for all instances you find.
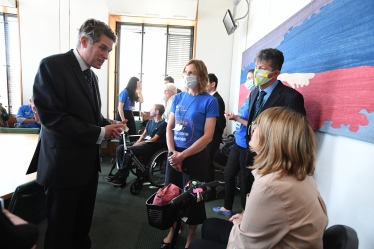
[15,96,41,129]
[0,208,38,249]
[0,103,9,127]
[189,107,328,249]
[108,104,167,187]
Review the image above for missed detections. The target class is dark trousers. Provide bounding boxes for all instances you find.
[44,167,99,249]
[207,131,222,183]
[116,110,137,142]
[116,142,165,177]
[164,148,208,225]
[189,218,232,249]
[223,143,251,210]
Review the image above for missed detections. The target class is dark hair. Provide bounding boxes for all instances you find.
[256,48,284,71]
[247,69,254,75]
[125,77,140,104]
[76,19,117,48]
[154,104,165,116]
[208,73,218,88]
[164,76,174,83]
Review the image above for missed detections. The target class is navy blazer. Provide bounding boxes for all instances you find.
[246,80,306,142]
[27,50,111,188]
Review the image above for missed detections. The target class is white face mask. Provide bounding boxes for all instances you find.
[254,69,273,86]
[245,79,255,91]
[184,75,198,89]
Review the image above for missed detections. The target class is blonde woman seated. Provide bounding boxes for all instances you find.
[189,107,328,249]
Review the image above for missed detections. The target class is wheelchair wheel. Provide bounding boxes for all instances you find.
[148,149,168,188]
[130,180,143,195]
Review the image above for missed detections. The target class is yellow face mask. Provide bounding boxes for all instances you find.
[254,69,273,86]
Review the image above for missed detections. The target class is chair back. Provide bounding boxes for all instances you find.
[8,180,47,224]
[323,225,359,249]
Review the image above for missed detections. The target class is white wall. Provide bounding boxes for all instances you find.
[195,0,233,135]
[229,0,374,248]
[18,0,109,113]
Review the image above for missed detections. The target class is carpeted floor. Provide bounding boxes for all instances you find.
[35,156,242,249]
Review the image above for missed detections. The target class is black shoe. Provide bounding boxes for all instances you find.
[110,176,126,187]
[160,241,170,249]
[105,172,119,182]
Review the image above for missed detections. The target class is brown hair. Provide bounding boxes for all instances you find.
[181,59,209,95]
[250,107,316,180]
[154,104,165,116]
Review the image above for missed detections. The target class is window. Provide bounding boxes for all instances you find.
[0,13,21,115]
[115,23,193,112]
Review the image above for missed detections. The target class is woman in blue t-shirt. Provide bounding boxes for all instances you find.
[116,77,144,138]
[162,59,219,249]
[213,69,255,217]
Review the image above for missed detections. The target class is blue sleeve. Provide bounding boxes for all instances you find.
[170,93,183,114]
[206,97,219,118]
[118,89,128,103]
[156,122,167,137]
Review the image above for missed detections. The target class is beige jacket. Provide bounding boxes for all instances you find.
[227,169,328,249]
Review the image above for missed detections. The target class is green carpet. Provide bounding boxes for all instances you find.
[135,222,189,249]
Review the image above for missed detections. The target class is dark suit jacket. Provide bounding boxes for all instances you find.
[213,91,226,135]
[246,80,306,142]
[27,50,111,188]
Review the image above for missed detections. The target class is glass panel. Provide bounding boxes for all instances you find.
[4,14,21,114]
[0,14,8,111]
[118,24,142,111]
[141,26,167,111]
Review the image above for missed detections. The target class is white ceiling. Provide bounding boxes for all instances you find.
[104,0,198,20]
[0,0,16,7]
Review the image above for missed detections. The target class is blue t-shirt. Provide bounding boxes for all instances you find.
[235,97,250,148]
[171,92,219,148]
[118,89,135,111]
[16,105,41,128]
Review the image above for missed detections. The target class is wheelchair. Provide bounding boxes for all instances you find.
[106,134,168,195]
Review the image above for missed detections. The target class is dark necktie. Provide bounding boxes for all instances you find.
[255,90,267,113]
[83,69,94,98]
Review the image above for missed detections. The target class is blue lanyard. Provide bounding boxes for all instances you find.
[177,93,199,124]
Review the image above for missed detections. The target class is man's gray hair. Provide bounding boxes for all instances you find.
[76,19,116,48]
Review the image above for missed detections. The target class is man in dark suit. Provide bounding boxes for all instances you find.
[206,73,226,201]
[27,19,124,249]
[244,48,306,198]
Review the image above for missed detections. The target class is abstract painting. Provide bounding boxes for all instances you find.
[240,0,374,144]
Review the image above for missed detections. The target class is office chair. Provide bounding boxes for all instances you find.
[323,224,359,249]
[8,180,47,225]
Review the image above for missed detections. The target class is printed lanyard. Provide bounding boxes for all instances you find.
[251,99,266,122]
[178,93,199,124]
[147,120,159,137]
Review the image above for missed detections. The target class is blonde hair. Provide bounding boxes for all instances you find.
[165,83,177,94]
[181,59,209,95]
[250,107,316,180]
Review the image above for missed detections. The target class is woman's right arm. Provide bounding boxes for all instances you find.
[118,102,126,121]
[225,112,247,126]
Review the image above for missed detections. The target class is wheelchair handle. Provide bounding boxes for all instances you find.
[170,181,219,207]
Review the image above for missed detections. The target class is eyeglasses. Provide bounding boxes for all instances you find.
[164,90,171,93]
[250,121,258,135]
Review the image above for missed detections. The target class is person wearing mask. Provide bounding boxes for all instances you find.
[189,107,328,249]
[15,96,41,129]
[163,83,177,122]
[213,69,254,216]
[205,73,226,201]
[162,59,219,249]
[27,19,124,248]
[244,48,306,197]
[117,77,144,140]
